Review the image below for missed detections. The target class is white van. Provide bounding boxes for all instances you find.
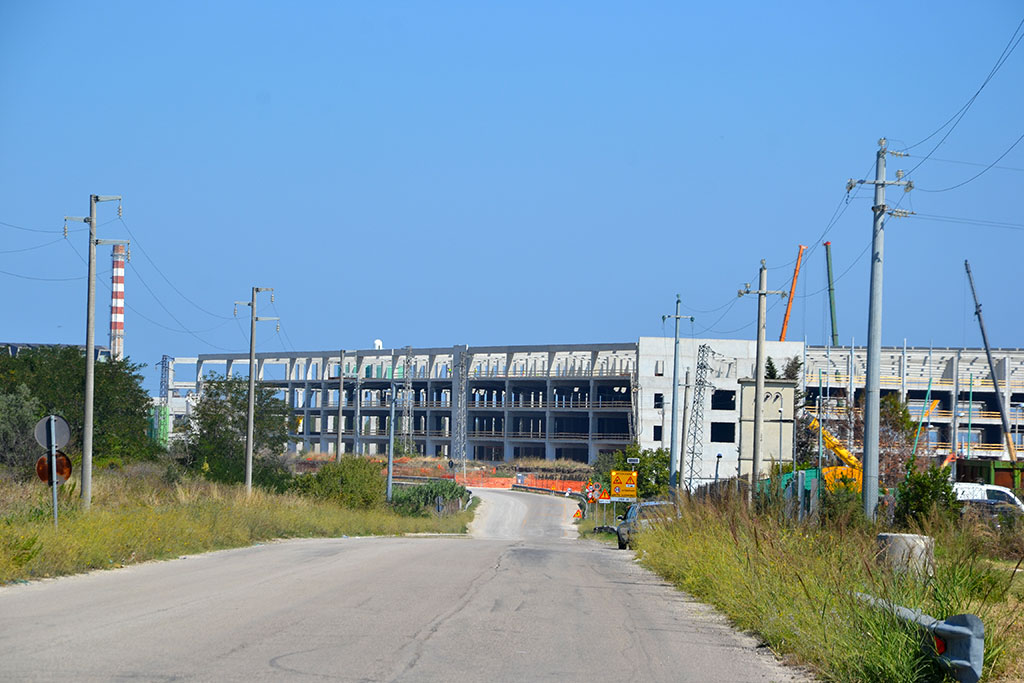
[953,482,1024,513]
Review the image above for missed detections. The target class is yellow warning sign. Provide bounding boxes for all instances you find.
[610,470,637,502]
[573,509,582,519]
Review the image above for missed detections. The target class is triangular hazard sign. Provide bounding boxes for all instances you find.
[573,509,582,519]
[612,475,623,485]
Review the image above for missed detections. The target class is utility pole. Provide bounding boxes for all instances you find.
[235,287,278,495]
[847,138,912,519]
[65,194,122,510]
[662,296,693,490]
[336,349,346,462]
[739,261,787,505]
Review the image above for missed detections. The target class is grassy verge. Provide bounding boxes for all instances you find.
[576,512,618,544]
[0,465,474,584]
[634,494,1022,682]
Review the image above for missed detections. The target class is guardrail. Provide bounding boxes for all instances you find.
[855,593,984,683]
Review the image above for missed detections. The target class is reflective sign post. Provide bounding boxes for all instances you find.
[34,415,71,530]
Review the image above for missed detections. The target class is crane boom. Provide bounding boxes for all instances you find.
[808,416,861,470]
[779,245,806,341]
[965,260,1017,463]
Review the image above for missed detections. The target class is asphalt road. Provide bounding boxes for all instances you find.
[0,489,806,682]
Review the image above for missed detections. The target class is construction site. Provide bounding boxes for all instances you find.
[66,235,1008,490]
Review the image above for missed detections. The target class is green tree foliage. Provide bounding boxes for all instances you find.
[894,462,957,527]
[0,384,43,474]
[593,443,670,499]
[0,346,155,466]
[765,357,779,380]
[185,374,292,489]
[291,457,386,508]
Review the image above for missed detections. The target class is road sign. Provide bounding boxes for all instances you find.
[626,457,640,465]
[36,452,72,485]
[610,470,637,502]
[34,415,70,450]
[598,490,610,504]
[573,509,582,519]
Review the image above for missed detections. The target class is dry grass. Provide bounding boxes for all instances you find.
[0,464,473,584]
[635,493,1023,682]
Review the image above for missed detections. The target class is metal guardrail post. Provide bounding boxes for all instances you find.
[855,593,984,683]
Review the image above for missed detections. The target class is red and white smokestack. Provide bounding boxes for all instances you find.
[109,244,126,361]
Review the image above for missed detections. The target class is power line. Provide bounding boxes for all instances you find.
[691,298,739,336]
[769,159,874,273]
[916,130,1024,192]
[126,260,239,351]
[795,192,911,302]
[0,219,80,234]
[63,239,239,350]
[925,155,1024,173]
[902,16,1024,171]
[0,237,66,254]
[0,268,90,282]
[907,212,1024,232]
[118,217,233,320]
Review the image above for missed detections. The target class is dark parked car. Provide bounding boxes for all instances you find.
[959,498,1023,530]
[616,501,677,549]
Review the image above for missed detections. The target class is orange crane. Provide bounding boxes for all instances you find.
[779,245,806,341]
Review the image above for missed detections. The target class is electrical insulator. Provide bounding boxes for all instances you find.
[117,202,122,218]
[63,221,68,238]
[270,293,275,303]
[233,305,237,317]
[126,248,132,262]
[276,323,280,333]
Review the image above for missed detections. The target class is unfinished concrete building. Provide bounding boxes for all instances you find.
[162,337,804,486]
[804,344,1024,461]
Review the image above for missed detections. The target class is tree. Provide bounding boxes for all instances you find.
[185,374,293,489]
[0,346,155,465]
[895,462,957,527]
[765,357,779,380]
[593,443,670,499]
[0,384,43,475]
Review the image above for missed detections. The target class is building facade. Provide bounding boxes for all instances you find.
[162,337,803,486]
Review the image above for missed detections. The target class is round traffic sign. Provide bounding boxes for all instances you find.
[34,415,71,450]
[35,451,73,485]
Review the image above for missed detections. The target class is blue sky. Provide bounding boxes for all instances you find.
[2,2,1023,392]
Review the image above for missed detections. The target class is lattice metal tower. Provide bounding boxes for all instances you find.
[159,354,171,399]
[684,344,714,491]
[452,345,469,466]
[401,346,414,455]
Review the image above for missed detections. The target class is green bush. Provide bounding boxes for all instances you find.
[894,462,957,528]
[391,480,468,516]
[820,476,864,525]
[291,457,385,509]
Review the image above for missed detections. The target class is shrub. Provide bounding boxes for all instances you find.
[391,480,468,516]
[292,457,385,509]
[894,462,957,528]
[820,475,864,525]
